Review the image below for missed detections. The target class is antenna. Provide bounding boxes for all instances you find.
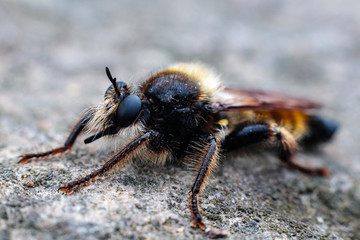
[105,67,121,97]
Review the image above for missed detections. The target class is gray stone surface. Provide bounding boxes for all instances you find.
[1,0,359,239]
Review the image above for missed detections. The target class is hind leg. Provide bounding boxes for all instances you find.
[224,122,330,176]
[272,124,331,176]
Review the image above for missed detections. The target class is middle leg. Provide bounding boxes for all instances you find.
[189,135,229,238]
[190,135,218,230]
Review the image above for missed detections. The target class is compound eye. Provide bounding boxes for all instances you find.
[104,81,127,99]
[115,95,142,127]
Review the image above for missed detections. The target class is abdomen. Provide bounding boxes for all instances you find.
[255,110,309,140]
[226,110,337,144]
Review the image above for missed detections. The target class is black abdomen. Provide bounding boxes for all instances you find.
[300,115,338,147]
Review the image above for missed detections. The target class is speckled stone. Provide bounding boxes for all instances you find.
[1,1,360,239]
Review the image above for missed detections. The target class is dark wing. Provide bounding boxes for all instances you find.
[212,87,322,111]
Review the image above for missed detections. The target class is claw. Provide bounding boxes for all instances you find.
[318,168,331,177]
[191,220,228,239]
[190,220,206,231]
[58,185,74,195]
[18,155,31,165]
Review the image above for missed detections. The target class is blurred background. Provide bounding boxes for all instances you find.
[0,0,359,239]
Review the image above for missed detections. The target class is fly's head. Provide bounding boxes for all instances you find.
[85,67,142,142]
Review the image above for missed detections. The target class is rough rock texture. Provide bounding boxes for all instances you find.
[1,1,359,239]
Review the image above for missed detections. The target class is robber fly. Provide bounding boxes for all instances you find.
[19,63,337,238]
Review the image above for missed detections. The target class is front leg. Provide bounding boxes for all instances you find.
[190,135,228,238]
[59,130,157,194]
[18,113,90,164]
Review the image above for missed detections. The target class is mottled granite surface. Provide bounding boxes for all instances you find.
[1,1,359,239]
